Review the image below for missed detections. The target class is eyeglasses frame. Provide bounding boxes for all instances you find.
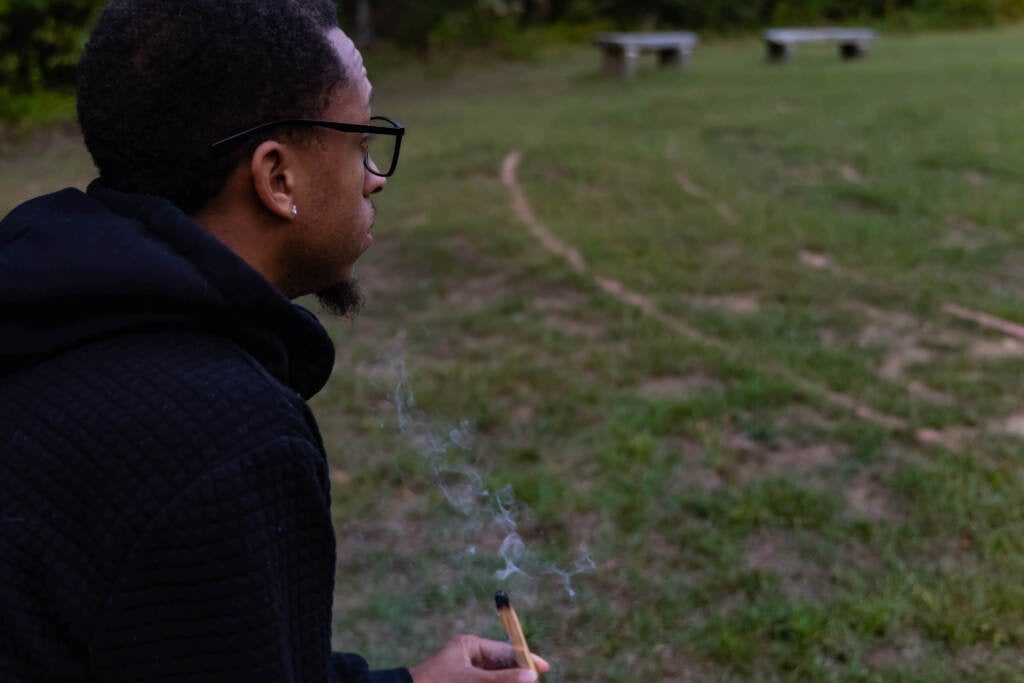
[208,115,405,177]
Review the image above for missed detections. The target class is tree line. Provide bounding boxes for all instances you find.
[3,0,1024,93]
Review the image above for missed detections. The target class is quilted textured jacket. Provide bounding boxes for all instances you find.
[0,183,411,683]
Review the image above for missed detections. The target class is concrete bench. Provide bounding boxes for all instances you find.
[595,32,699,78]
[763,28,877,62]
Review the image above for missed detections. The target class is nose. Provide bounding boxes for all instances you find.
[364,167,387,197]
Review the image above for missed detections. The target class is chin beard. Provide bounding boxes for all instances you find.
[315,280,363,318]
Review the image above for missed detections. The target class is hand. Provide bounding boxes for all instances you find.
[409,635,551,683]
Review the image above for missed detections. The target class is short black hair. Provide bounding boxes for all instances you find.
[77,0,346,213]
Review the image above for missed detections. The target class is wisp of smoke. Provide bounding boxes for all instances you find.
[384,357,595,600]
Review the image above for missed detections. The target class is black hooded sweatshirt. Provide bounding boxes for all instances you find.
[0,183,411,683]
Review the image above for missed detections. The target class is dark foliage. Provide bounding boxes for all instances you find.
[3,0,1024,96]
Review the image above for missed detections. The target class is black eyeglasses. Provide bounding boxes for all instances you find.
[209,115,405,177]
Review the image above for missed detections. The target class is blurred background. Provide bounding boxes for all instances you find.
[3,2,1024,682]
[4,1,1024,105]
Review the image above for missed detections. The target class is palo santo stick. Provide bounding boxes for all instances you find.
[494,591,538,673]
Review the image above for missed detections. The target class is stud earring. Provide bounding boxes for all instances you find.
[290,205,298,218]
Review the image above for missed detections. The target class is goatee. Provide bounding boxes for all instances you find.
[316,280,363,318]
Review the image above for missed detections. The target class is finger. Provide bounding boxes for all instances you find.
[466,636,551,674]
[466,636,519,670]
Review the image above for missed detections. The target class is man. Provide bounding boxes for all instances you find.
[0,1,549,682]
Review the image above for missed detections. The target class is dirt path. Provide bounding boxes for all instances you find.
[501,150,910,432]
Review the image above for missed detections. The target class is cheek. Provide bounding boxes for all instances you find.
[343,164,366,196]
[316,164,360,214]
[331,155,366,203]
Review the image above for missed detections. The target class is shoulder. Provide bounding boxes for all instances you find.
[78,328,312,422]
[1,327,326,484]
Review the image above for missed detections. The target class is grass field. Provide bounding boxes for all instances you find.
[3,27,1024,682]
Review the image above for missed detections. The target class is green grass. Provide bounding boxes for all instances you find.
[4,27,1024,682]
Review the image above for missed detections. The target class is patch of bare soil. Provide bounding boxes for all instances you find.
[713,202,740,226]
[866,632,928,670]
[785,164,825,187]
[637,370,721,401]
[532,287,608,340]
[799,249,834,271]
[541,314,606,340]
[509,401,535,425]
[675,170,707,199]
[443,274,511,311]
[329,467,352,486]
[773,404,838,432]
[691,293,761,315]
[650,646,719,683]
[939,215,989,252]
[442,234,494,267]
[532,288,589,312]
[840,198,893,217]
[612,646,718,683]
[914,426,975,449]
[849,302,961,406]
[403,212,430,230]
[964,169,989,187]
[995,412,1024,438]
[957,642,1024,673]
[844,472,900,521]
[905,381,956,407]
[935,533,980,574]
[660,437,724,493]
[797,250,878,288]
[969,337,1024,360]
[839,164,864,184]
[743,531,831,601]
[724,433,845,485]
[818,327,840,348]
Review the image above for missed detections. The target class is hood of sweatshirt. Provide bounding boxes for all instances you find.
[0,182,335,399]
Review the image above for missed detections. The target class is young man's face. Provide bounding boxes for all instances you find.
[289,27,386,314]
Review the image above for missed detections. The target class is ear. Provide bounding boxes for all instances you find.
[250,140,297,221]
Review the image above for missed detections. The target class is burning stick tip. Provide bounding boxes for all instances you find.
[494,590,511,609]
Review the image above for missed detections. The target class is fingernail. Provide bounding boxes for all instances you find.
[518,671,539,683]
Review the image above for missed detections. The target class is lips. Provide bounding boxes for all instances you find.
[362,206,375,249]
[361,219,374,251]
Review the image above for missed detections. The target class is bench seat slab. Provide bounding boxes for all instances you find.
[596,32,698,77]
[763,27,876,62]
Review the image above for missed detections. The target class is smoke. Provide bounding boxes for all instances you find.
[385,357,595,600]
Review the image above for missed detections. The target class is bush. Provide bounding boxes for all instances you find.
[4,0,1024,98]
[427,5,522,52]
[0,0,101,92]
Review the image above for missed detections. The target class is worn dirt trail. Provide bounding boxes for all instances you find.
[501,150,910,432]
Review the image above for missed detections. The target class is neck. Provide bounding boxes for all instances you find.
[192,198,289,296]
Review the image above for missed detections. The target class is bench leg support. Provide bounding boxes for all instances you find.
[766,41,793,63]
[602,45,639,78]
[839,42,867,60]
[657,47,688,69]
